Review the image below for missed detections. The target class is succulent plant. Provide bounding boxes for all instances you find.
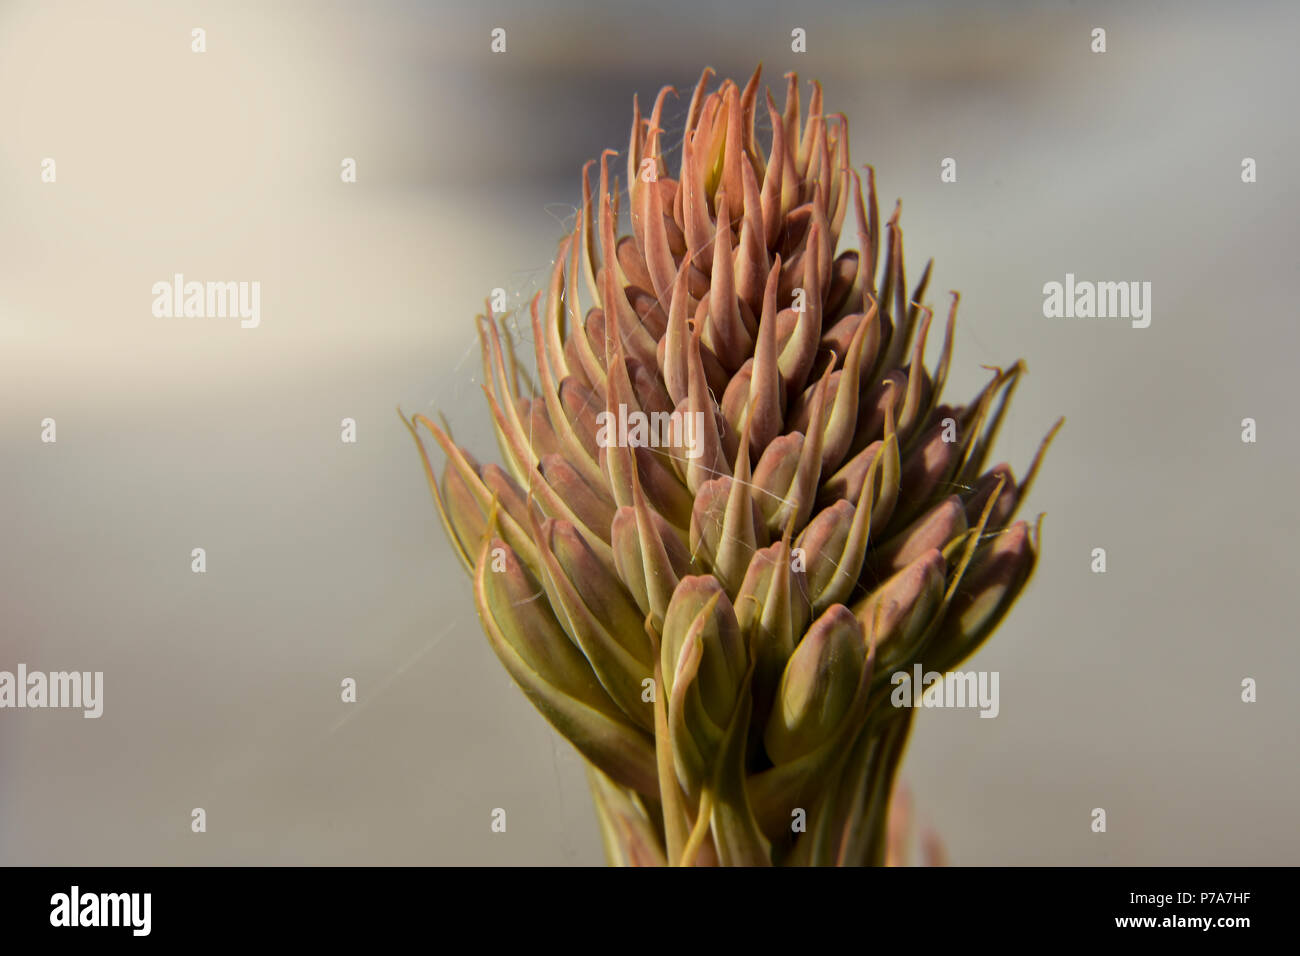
[404,66,1061,866]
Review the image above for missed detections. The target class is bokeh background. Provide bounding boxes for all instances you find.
[2,0,1297,865]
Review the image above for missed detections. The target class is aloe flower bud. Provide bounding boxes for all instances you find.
[405,66,1060,866]
[856,549,947,671]
[868,496,968,577]
[661,576,747,798]
[734,535,810,734]
[473,535,657,795]
[925,520,1039,675]
[765,605,867,764]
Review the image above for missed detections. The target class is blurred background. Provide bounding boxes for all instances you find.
[1,0,1297,864]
